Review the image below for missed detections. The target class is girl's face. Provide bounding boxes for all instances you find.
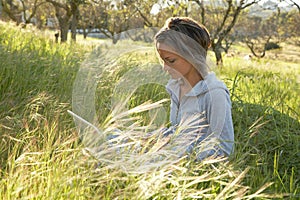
[157,42,195,80]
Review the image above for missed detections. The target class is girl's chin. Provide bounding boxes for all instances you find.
[170,74,182,79]
[167,71,181,79]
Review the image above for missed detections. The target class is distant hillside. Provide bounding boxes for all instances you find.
[248,0,297,18]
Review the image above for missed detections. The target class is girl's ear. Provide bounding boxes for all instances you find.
[208,39,212,49]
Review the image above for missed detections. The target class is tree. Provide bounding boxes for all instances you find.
[237,2,300,56]
[86,0,144,44]
[1,0,45,25]
[166,0,190,17]
[69,0,86,41]
[46,0,84,42]
[46,0,72,42]
[122,0,169,43]
[77,1,95,39]
[34,2,56,28]
[191,0,262,65]
[1,0,22,23]
[277,9,300,45]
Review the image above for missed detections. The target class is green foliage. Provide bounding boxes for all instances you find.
[219,59,299,196]
[265,42,281,50]
[0,21,299,199]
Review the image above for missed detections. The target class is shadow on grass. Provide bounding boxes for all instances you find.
[232,101,300,194]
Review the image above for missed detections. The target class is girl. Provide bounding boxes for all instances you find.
[155,17,234,160]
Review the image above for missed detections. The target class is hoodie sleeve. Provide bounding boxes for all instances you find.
[205,88,234,156]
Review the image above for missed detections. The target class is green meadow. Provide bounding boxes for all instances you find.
[0,21,299,199]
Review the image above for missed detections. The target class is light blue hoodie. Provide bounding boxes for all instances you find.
[165,72,234,160]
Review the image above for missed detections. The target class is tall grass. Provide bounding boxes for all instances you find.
[221,55,299,197]
[0,21,299,199]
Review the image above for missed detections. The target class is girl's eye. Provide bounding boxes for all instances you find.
[167,59,176,64]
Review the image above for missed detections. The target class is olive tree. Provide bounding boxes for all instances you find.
[46,0,85,42]
[1,0,46,25]
[191,0,262,65]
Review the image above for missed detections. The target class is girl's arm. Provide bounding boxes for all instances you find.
[205,88,234,156]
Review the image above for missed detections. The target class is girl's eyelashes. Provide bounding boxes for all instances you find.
[166,58,176,64]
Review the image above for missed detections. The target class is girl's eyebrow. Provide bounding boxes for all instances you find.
[164,56,175,60]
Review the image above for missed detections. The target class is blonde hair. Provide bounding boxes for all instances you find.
[155,17,211,78]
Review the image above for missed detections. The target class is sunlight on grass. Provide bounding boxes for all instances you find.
[0,21,299,199]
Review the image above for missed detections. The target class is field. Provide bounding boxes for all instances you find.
[0,21,299,199]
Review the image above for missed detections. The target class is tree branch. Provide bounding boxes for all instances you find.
[214,0,233,38]
[46,0,69,11]
[191,0,206,25]
[136,7,152,27]
[290,0,300,13]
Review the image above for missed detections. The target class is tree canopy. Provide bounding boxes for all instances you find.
[1,0,299,64]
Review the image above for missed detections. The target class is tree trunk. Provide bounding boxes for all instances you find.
[212,42,223,66]
[214,49,223,66]
[47,0,72,43]
[83,29,88,39]
[70,16,77,41]
[245,40,266,58]
[60,21,69,42]
[193,0,205,25]
[70,2,79,42]
[56,11,71,43]
[112,33,120,44]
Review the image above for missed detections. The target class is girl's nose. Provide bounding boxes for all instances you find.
[163,63,171,72]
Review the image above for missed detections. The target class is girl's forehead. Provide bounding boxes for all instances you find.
[157,42,172,50]
[158,49,177,57]
[156,42,179,56]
